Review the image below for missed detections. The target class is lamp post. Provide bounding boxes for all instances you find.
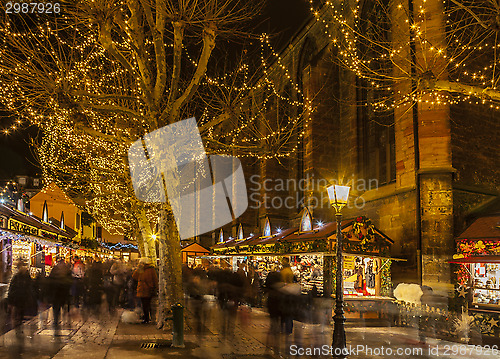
[327,184,350,358]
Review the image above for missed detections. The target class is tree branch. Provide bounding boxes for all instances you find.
[161,23,217,124]
[426,79,500,101]
[166,21,185,106]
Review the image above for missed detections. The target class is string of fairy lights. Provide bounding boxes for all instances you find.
[0,4,314,235]
[308,0,500,110]
[1,0,499,237]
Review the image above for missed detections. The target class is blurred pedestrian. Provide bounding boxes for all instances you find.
[280,258,294,284]
[71,256,85,308]
[132,257,158,324]
[216,268,243,339]
[34,270,49,329]
[48,258,72,328]
[126,262,138,309]
[110,260,127,307]
[247,265,261,307]
[7,259,36,335]
[264,270,283,355]
[83,260,104,317]
[186,272,208,334]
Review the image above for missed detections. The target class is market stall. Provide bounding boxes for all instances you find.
[212,210,398,320]
[0,203,78,281]
[452,214,500,340]
[181,242,210,267]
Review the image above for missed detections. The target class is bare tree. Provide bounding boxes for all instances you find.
[0,0,310,329]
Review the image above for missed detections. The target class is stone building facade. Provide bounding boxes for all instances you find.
[209,0,499,297]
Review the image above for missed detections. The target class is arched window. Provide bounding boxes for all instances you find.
[299,207,313,233]
[262,217,271,237]
[237,224,244,240]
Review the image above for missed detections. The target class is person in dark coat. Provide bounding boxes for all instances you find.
[216,269,243,339]
[7,259,36,334]
[264,270,283,354]
[83,260,104,316]
[132,257,158,324]
[49,258,72,328]
[34,270,49,328]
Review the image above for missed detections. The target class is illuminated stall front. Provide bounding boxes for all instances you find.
[212,210,399,320]
[452,214,500,341]
[0,203,77,281]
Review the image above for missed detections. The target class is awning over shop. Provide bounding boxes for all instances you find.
[0,203,76,242]
[181,242,210,263]
[212,216,394,258]
[448,255,500,264]
[456,215,500,241]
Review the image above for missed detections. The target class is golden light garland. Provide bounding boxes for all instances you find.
[308,0,500,109]
[0,3,312,237]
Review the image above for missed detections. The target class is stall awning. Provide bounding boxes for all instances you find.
[181,242,210,254]
[448,255,500,264]
[211,216,394,257]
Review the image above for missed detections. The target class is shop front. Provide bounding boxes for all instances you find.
[452,214,500,341]
[0,203,78,282]
[212,210,398,321]
[181,242,210,267]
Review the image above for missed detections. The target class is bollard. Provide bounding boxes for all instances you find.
[171,303,184,348]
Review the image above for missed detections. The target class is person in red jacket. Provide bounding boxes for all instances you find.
[132,257,158,324]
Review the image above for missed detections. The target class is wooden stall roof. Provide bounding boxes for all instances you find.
[181,242,210,253]
[212,217,394,257]
[0,203,76,239]
[457,215,500,241]
[448,255,500,264]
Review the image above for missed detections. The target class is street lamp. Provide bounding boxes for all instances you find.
[327,184,350,358]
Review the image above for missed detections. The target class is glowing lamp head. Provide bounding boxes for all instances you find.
[151,234,157,240]
[327,185,350,212]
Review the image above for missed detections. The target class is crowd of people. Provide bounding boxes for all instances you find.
[183,258,331,355]
[2,255,158,335]
[3,255,330,356]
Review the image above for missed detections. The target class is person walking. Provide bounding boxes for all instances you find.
[83,260,104,317]
[132,257,157,324]
[49,258,72,328]
[7,259,36,335]
[71,256,85,308]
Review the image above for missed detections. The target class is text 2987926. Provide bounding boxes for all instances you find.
[5,2,60,14]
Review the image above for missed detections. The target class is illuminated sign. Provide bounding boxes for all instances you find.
[8,219,38,236]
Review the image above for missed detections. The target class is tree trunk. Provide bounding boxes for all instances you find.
[135,227,146,257]
[136,207,157,264]
[156,202,183,329]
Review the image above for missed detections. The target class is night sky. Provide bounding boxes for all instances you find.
[0,0,310,181]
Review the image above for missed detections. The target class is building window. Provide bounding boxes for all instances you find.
[76,213,80,230]
[358,113,396,186]
[357,0,396,186]
[96,226,102,239]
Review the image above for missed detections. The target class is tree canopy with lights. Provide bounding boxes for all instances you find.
[309,0,500,110]
[0,0,310,327]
